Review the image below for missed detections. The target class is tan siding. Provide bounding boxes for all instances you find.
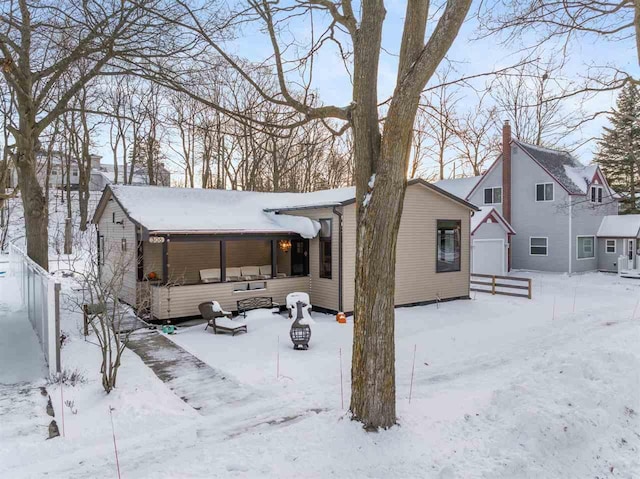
[342,184,471,312]
[97,200,137,305]
[150,276,310,320]
[285,208,339,311]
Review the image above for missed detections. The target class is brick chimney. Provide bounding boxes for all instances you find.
[502,120,512,224]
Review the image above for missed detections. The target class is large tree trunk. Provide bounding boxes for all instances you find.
[16,141,49,270]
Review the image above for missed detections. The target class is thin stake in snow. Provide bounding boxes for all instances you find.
[409,344,417,404]
[339,348,344,410]
[276,336,280,379]
[60,383,65,437]
[572,287,577,313]
[552,296,556,321]
[109,406,121,479]
[632,299,639,320]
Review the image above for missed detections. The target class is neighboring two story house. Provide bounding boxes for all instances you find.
[437,122,623,275]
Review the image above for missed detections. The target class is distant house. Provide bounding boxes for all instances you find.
[91,180,478,320]
[90,163,171,191]
[436,122,626,275]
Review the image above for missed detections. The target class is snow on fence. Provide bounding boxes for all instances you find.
[9,243,61,375]
[470,273,532,299]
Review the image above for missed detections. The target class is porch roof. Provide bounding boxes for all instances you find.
[596,215,640,238]
[94,185,356,238]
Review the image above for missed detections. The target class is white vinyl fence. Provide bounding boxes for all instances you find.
[9,243,61,375]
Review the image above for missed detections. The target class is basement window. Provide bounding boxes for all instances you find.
[483,187,502,205]
[436,220,461,273]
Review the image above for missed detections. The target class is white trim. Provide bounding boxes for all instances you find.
[590,185,603,204]
[472,238,506,275]
[576,235,595,260]
[483,186,503,205]
[535,182,555,202]
[529,236,549,256]
[605,239,616,254]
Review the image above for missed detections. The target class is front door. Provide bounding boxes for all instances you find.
[291,239,309,276]
[629,239,636,269]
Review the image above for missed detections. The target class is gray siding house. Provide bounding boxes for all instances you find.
[437,122,621,274]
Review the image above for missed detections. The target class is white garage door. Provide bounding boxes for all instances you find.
[472,239,505,275]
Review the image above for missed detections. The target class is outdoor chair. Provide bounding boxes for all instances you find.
[225,267,243,281]
[199,301,247,336]
[199,268,221,283]
[240,266,260,280]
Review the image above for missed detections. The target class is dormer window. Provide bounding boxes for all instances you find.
[590,186,603,203]
[483,187,502,205]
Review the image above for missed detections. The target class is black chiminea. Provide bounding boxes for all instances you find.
[289,301,311,350]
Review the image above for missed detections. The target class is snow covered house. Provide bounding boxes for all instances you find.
[91,180,478,321]
[436,121,621,275]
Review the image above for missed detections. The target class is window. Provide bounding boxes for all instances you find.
[590,186,603,203]
[98,235,105,266]
[536,183,554,202]
[436,220,461,273]
[530,237,548,256]
[483,187,502,205]
[577,236,595,259]
[319,218,332,279]
[605,239,616,254]
[51,169,58,176]
[72,169,79,177]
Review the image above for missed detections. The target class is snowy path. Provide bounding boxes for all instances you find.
[126,329,257,415]
[0,275,47,384]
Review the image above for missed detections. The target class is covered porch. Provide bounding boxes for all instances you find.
[138,233,311,320]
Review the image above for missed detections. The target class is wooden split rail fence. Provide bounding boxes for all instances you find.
[471,274,532,299]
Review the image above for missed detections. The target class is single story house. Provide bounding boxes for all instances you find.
[91,180,479,321]
[596,215,640,277]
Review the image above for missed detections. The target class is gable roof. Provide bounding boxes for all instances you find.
[596,215,640,238]
[515,141,601,195]
[92,180,479,238]
[471,207,516,235]
[433,176,482,200]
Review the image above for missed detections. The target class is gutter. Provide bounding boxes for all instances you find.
[333,206,344,312]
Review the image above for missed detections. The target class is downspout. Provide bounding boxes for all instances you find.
[333,206,344,312]
[568,200,573,274]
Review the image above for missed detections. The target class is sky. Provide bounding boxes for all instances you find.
[93,1,639,180]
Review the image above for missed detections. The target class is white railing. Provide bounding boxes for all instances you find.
[8,243,61,375]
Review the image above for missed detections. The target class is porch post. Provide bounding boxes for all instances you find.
[162,237,169,285]
[271,240,277,278]
[220,240,226,282]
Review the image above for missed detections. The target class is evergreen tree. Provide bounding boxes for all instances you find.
[596,84,640,214]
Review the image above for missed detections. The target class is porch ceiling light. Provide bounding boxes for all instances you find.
[279,240,292,253]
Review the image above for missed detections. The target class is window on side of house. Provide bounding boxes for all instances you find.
[319,218,332,279]
[530,237,548,256]
[483,187,502,205]
[99,235,105,266]
[535,183,554,202]
[436,220,461,273]
[605,239,616,254]
[72,169,79,177]
[590,186,603,203]
[577,236,595,259]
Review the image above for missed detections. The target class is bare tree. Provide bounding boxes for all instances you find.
[455,92,500,175]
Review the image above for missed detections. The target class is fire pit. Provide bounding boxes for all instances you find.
[290,301,311,350]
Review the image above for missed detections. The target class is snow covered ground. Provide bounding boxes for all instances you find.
[1,268,638,478]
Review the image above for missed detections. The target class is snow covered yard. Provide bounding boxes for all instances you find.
[1,271,639,478]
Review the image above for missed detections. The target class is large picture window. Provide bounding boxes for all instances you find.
[577,236,595,259]
[436,220,461,273]
[536,183,554,202]
[319,218,332,279]
[529,237,548,256]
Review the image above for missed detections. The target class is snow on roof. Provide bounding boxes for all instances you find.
[471,207,515,235]
[597,215,640,238]
[562,165,598,195]
[516,141,590,194]
[107,185,356,238]
[434,176,481,200]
